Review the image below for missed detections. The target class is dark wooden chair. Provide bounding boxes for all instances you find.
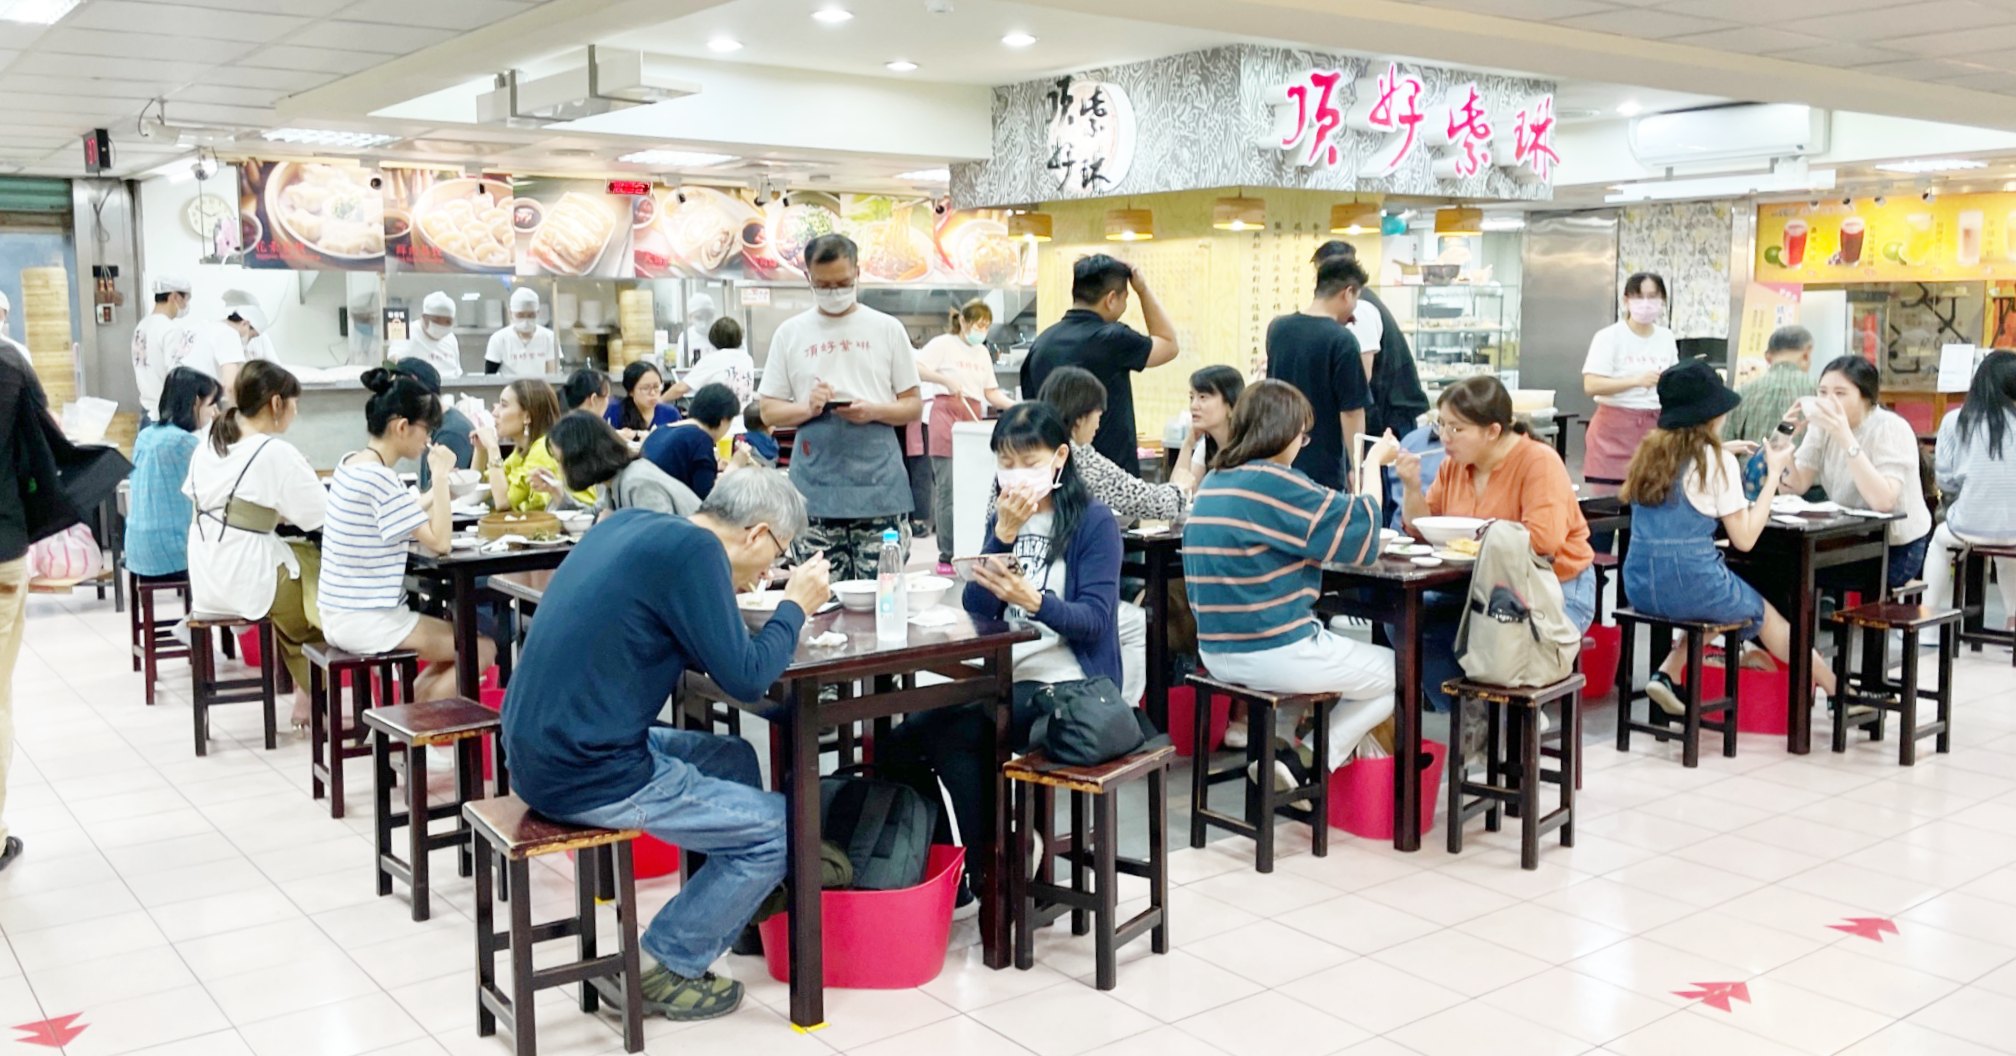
[1186,674,1332,873]
[1613,608,1744,768]
[304,642,419,819]
[1444,674,1584,870]
[186,616,277,756]
[465,795,644,1056]
[128,572,190,707]
[1948,544,2016,665]
[1007,744,1173,991]
[1828,602,1960,766]
[362,698,500,922]
[1589,552,1620,623]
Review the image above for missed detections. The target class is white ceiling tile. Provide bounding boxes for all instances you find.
[170,84,283,108]
[337,0,531,31]
[157,101,276,126]
[1948,48,2016,72]
[1800,2,2011,42]
[63,1,310,42]
[200,66,334,92]
[33,27,249,64]
[234,44,389,75]
[0,93,146,118]
[1658,0,1898,19]
[0,75,173,99]
[170,0,362,14]
[1555,8,1733,37]
[1938,70,2016,92]
[1887,22,2016,57]
[1856,57,1995,80]
[1668,26,1828,54]
[1772,42,1910,66]
[5,51,211,85]
[279,20,455,55]
[1420,0,1617,19]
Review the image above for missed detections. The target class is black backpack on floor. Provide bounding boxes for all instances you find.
[820,767,937,891]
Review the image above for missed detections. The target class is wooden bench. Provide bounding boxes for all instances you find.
[304,643,419,819]
[128,572,190,707]
[1443,675,1584,870]
[362,698,501,922]
[186,616,277,756]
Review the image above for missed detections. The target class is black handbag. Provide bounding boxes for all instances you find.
[1026,677,1167,768]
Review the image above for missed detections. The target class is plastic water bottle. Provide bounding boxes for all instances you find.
[876,528,908,643]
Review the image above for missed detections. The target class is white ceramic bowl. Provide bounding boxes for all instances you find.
[736,590,791,631]
[447,468,486,502]
[1413,515,1488,547]
[556,511,594,537]
[831,580,879,613]
[906,574,953,611]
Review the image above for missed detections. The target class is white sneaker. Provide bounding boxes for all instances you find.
[1222,720,1248,750]
[1245,759,1295,792]
[167,619,190,647]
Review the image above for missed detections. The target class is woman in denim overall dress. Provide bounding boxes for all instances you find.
[1621,360,1837,715]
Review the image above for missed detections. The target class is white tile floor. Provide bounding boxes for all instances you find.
[4,591,2016,1056]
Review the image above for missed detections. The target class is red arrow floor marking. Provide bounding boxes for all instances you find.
[1672,981,1751,1012]
[13,1014,87,1048]
[1829,917,1899,941]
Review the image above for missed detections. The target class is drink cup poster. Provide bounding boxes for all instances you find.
[1757,193,2016,283]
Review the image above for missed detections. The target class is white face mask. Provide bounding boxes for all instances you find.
[513,317,535,336]
[813,285,857,315]
[996,463,1059,495]
[424,321,452,342]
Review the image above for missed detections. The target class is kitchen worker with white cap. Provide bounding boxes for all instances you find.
[222,290,276,366]
[133,274,191,424]
[396,290,463,379]
[678,291,717,368]
[0,291,22,360]
[160,298,248,395]
[485,286,557,377]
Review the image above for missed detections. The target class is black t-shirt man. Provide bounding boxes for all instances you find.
[1022,309,1153,474]
[1265,313,1369,490]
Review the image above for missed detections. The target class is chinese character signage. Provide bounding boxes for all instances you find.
[952,46,1558,208]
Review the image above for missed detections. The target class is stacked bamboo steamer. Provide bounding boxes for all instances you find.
[616,288,654,370]
[19,266,74,406]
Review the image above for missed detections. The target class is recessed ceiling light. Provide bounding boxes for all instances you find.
[812,6,853,23]
[0,0,80,25]
[1001,31,1037,47]
[706,36,743,53]
[618,149,737,167]
[1616,101,1643,117]
[897,167,950,183]
[885,59,918,72]
[260,128,398,149]
[1875,158,1987,174]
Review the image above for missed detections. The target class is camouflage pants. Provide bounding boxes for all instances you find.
[795,514,912,583]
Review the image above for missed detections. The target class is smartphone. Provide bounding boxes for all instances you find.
[951,555,1008,583]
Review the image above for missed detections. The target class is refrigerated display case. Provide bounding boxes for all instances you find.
[1379,283,1520,395]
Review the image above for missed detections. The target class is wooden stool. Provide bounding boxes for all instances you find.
[1008,745,1173,991]
[465,796,644,1056]
[1950,544,2016,665]
[186,616,277,756]
[1590,552,1620,623]
[363,698,499,922]
[128,572,190,707]
[305,643,419,819]
[1444,675,1584,870]
[1186,674,1332,873]
[1613,608,1744,768]
[1828,603,1960,766]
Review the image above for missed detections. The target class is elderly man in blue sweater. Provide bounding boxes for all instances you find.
[502,468,828,1022]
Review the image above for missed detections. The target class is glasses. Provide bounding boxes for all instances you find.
[761,526,789,561]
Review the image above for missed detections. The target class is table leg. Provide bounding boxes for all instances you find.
[784,677,825,1030]
[1393,589,1424,852]
[1144,557,1171,733]
[982,644,1013,970]
[1786,543,1818,755]
[452,571,482,701]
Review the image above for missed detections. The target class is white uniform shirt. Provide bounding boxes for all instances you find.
[1582,321,1678,411]
[161,318,247,384]
[679,345,755,433]
[397,332,463,379]
[132,311,177,416]
[485,325,558,377]
[1346,303,1383,364]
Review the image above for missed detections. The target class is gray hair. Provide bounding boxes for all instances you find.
[1767,325,1814,355]
[697,467,809,541]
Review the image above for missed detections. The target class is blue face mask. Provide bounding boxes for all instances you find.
[965,331,987,346]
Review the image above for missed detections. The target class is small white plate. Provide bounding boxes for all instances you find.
[1411,556,1445,567]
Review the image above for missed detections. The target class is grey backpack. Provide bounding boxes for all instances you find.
[1453,520,1581,687]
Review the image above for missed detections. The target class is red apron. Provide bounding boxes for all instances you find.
[1583,405,1659,482]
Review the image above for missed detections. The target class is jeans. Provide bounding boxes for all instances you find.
[0,556,26,843]
[877,682,1045,875]
[552,728,786,978]
[1396,564,1596,714]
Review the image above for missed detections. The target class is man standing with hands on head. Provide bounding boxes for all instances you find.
[758,233,924,581]
[1021,255,1179,476]
[1267,254,1373,490]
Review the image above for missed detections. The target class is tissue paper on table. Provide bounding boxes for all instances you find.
[909,608,961,627]
[1772,496,1842,514]
[807,630,849,648]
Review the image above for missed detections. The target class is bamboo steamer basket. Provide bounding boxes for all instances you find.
[20,266,74,406]
[477,510,561,541]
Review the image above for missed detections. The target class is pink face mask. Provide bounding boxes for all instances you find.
[1627,298,1665,326]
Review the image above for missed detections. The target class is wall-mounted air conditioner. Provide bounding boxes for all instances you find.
[1628,103,1829,169]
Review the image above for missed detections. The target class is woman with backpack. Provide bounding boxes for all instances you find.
[1395,376,1595,713]
[1621,360,1836,714]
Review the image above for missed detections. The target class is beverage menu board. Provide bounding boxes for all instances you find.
[1756,192,2016,284]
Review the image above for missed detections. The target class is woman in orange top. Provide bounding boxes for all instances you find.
[1394,376,1596,711]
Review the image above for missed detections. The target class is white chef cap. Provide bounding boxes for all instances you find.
[421,291,457,321]
[509,287,539,313]
[228,303,267,333]
[689,292,716,319]
[153,274,191,296]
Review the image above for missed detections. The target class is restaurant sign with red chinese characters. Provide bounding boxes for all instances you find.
[954,45,1557,209]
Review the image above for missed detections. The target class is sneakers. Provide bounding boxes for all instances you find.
[1645,672,1687,717]
[0,837,21,873]
[637,963,744,1021]
[1222,720,1249,750]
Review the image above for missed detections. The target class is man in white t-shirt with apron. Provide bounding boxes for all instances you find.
[757,234,923,582]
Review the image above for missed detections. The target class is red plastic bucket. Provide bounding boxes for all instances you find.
[757,845,965,988]
[568,836,681,881]
[1165,685,1231,758]
[1327,741,1446,840]
[235,627,263,669]
[1582,626,1622,701]
[1682,652,1790,736]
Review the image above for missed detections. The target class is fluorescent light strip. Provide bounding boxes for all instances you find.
[618,149,737,167]
[707,36,742,52]
[896,167,950,183]
[261,128,398,149]
[1874,158,1987,174]
[0,0,80,24]
[813,7,853,23]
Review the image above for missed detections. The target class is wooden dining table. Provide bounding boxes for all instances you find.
[1121,526,1184,733]
[406,541,576,702]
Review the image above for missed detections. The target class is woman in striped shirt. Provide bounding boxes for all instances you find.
[1184,380,1399,779]
[319,368,495,703]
